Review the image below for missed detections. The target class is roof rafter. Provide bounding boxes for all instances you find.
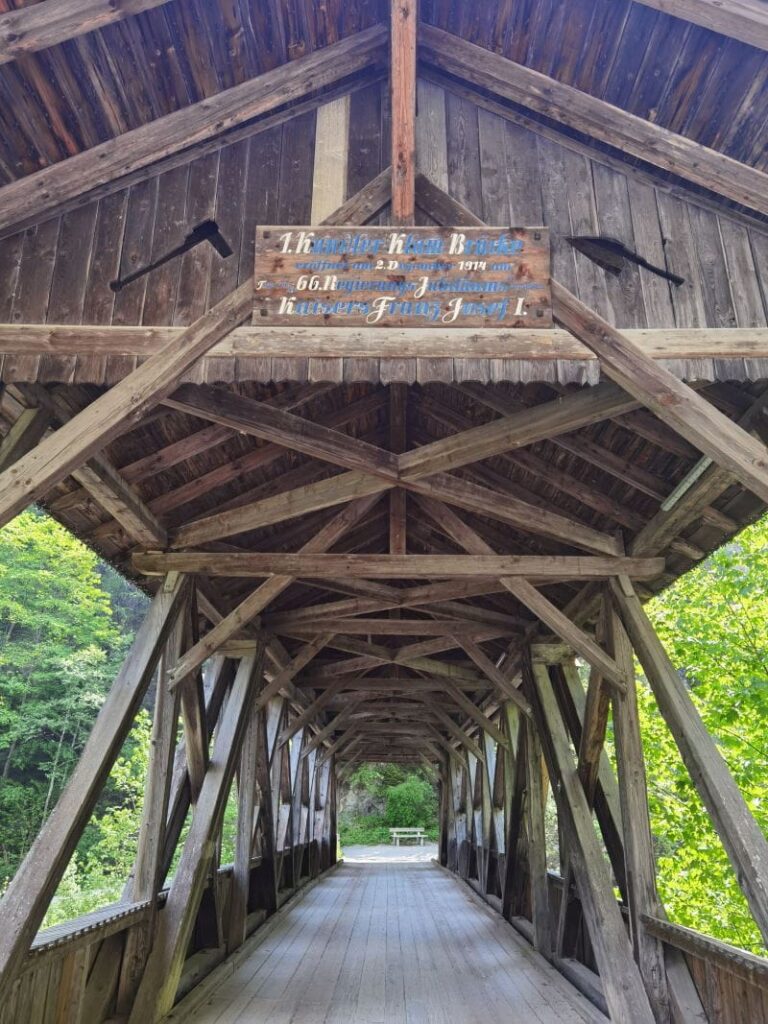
[0,24,388,238]
[630,0,768,51]
[419,24,768,217]
[0,0,175,66]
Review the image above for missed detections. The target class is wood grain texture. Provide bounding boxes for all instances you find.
[0,0,176,65]
[0,26,387,237]
[419,25,768,216]
[630,0,768,51]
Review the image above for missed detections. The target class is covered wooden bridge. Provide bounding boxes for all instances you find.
[1,0,768,1020]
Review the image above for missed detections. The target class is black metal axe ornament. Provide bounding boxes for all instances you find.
[109,219,233,292]
[566,235,685,286]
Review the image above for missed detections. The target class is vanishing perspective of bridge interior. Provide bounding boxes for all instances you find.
[0,0,768,1021]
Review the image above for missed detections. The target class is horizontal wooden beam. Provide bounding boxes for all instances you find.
[277,618,519,637]
[0,282,253,529]
[419,24,768,216]
[133,553,664,579]
[630,0,768,51]
[3,323,768,363]
[0,0,174,65]
[0,25,388,237]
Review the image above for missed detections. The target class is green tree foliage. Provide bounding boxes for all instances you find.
[1,508,767,958]
[384,777,437,828]
[339,764,439,844]
[640,515,768,954]
[0,510,146,896]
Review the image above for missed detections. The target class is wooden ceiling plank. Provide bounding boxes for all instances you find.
[391,0,417,222]
[629,0,768,52]
[553,280,768,506]
[0,0,175,65]
[0,25,388,237]
[419,25,768,216]
[0,281,253,530]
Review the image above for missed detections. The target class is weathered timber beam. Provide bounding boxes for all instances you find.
[128,650,264,1022]
[0,407,50,472]
[528,658,657,1024]
[278,618,517,637]
[293,676,487,692]
[0,282,252,528]
[134,552,663,579]
[553,281,768,505]
[165,384,620,555]
[391,0,417,223]
[263,579,510,629]
[0,0,174,65]
[5,324,768,361]
[321,166,392,226]
[166,494,380,688]
[630,0,768,51]
[500,579,628,694]
[611,574,768,944]
[0,575,190,1003]
[276,679,348,747]
[389,383,408,554]
[419,69,766,237]
[3,387,167,546]
[630,386,768,556]
[437,681,509,749]
[0,26,388,237]
[419,25,768,215]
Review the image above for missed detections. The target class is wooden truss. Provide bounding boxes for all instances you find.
[1,7,768,1022]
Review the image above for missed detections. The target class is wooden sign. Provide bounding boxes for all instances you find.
[253,226,551,328]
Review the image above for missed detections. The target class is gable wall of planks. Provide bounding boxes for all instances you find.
[1,78,767,386]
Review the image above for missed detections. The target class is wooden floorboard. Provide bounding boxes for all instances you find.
[182,860,608,1024]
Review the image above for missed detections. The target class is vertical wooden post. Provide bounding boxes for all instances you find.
[0,575,191,1005]
[527,654,657,1024]
[605,594,671,1023]
[611,575,768,945]
[128,652,264,1023]
[116,605,186,1012]
[226,643,266,955]
[501,704,525,919]
[391,0,417,224]
[524,719,552,958]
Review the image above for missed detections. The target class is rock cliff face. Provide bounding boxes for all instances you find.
[338,783,385,822]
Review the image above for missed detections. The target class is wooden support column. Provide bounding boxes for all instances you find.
[523,716,552,958]
[129,651,264,1023]
[611,575,768,945]
[527,655,657,1024]
[391,0,417,223]
[227,643,266,955]
[605,594,671,1023]
[0,574,190,1003]
[116,607,186,1013]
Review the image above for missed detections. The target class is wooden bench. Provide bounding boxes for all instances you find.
[389,827,426,847]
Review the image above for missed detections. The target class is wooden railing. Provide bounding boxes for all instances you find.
[448,837,768,1024]
[0,839,327,1024]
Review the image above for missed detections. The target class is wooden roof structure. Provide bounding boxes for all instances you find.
[0,1,768,1022]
